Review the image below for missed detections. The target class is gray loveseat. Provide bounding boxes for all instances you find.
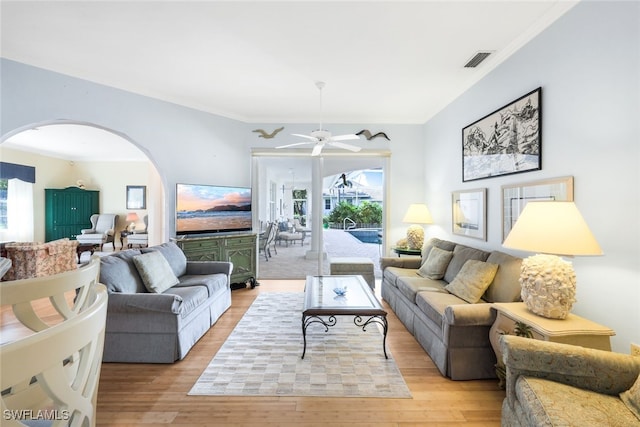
[381,238,522,380]
[99,242,232,363]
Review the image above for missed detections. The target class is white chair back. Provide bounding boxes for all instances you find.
[1,257,107,427]
[0,257,101,335]
[1,286,107,427]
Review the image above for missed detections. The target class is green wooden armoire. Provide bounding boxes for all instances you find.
[45,187,99,242]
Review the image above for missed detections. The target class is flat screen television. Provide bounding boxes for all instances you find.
[176,183,252,236]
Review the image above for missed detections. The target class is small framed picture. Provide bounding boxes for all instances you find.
[452,188,487,240]
[126,185,146,210]
[501,176,573,241]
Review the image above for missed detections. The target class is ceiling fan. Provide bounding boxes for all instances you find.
[276,81,361,156]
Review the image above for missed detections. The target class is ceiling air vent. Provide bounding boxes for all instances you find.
[464,51,492,68]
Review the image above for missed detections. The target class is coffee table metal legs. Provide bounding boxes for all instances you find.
[301,314,388,359]
[354,315,388,359]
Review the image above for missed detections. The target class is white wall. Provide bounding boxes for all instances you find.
[423,1,639,353]
[1,65,427,247]
[0,61,252,239]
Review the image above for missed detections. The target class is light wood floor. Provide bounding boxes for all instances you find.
[96,280,504,426]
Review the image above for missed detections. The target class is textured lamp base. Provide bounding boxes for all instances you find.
[520,254,577,320]
[406,225,424,250]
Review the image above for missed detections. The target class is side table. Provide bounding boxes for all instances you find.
[120,231,131,250]
[490,302,615,385]
[391,247,421,257]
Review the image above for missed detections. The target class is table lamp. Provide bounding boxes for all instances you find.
[503,201,602,319]
[126,212,139,232]
[402,203,433,250]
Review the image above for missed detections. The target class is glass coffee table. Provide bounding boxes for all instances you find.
[301,275,388,359]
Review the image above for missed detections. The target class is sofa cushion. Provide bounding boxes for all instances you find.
[421,238,457,260]
[383,266,419,288]
[162,285,209,318]
[141,242,187,277]
[397,276,447,303]
[133,251,180,294]
[445,260,499,304]
[443,245,491,283]
[418,246,453,279]
[620,373,640,421]
[483,251,523,303]
[415,290,468,330]
[177,273,229,297]
[99,249,145,293]
[516,376,638,426]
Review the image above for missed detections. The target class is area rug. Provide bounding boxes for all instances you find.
[189,292,412,398]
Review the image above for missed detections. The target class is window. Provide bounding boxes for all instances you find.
[0,179,7,229]
[292,189,307,226]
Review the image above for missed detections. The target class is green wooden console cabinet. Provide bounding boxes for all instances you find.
[45,187,99,242]
[172,233,257,288]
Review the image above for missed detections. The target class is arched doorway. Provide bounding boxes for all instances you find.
[0,120,165,246]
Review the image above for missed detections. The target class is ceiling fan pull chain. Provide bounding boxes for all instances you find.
[316,81,325,131]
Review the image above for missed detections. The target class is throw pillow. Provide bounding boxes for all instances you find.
[133,251,179,294]
[620,373,640,421]
[445,260,499,303]
[417,246,454,279]
[99,250,145,293]
[141,242,187,277]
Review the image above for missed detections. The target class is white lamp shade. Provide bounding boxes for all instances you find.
[402,204,433,224]
[503,201,602,256]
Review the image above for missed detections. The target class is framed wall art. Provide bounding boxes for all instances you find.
[126,185,146,210]
[462,87,542,182]
[501,176,573,241]
[452,188,487,240]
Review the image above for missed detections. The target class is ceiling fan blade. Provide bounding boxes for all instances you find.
[291,133,318,141]
[330,134,360,141]
[276,141,314,149]
[311,144,324,156]
[328,141,362,152]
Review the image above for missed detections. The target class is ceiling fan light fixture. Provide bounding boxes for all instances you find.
[276,81,361,156]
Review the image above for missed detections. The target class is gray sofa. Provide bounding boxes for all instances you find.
[381,238,522,380]
[99,242,232,363]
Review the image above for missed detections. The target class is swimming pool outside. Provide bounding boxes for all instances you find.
[346,228,382,244]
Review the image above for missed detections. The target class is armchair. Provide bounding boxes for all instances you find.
[275,221,306,247]
[258,222,277,261]
[127,215,149,248]
[500,335,640,426]
[77,213,118,250]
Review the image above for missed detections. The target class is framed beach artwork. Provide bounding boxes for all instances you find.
[501,176,574,241]
[462,87,542,182]
[452,188,487,240]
